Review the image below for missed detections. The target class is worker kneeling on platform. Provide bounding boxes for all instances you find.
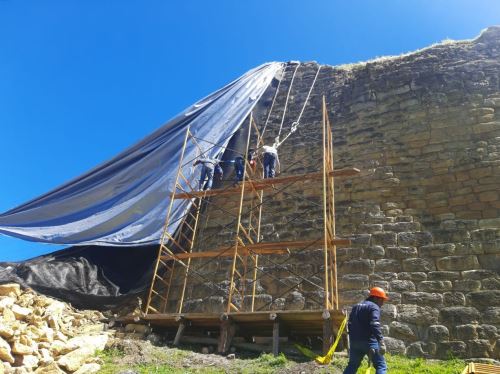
[343,287,388,374]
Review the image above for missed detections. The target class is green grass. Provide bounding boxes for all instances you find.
[97,348,466,374]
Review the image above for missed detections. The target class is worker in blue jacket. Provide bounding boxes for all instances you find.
[194,157,223,191]
[343,287,389,374]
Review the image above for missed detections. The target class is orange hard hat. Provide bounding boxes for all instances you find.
[369,287,389,300]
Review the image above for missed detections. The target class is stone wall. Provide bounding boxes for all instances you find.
[177,27,500,359]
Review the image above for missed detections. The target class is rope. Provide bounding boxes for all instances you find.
[277,63,300,139]
[295,315,348,365]
[258,63,287,145]
[277,64,322,148]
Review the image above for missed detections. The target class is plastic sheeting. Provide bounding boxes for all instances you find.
[0,62,283,246]
[0,245,157,310]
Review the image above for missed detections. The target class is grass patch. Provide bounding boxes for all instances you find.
[96,347,466,374]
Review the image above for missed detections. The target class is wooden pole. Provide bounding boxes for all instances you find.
[145,126,191,314]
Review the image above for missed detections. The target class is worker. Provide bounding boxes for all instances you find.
[343,287,388,374]
[233,148,256,184]
[193,157,223,191]
[262,142,280,178]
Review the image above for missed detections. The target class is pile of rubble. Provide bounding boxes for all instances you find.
[0,283,111,373]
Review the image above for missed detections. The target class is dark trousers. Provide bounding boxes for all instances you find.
[343,340,387,374]
[199,165,214,190]
[234,157,244,182]
[263,152,276,178]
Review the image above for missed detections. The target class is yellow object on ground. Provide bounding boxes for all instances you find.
[295,316,348,365]
[461,362,500,374]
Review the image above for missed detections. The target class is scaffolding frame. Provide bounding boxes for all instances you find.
[142,96,360,353]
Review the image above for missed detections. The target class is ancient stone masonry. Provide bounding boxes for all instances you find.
[175,27,500,359]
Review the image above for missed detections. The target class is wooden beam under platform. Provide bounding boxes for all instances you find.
[173,167,360,199]
[120,309,346,337]
[160,238,350,261]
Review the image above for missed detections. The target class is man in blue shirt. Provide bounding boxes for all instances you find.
[343,287,389,374]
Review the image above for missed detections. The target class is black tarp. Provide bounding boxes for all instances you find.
[0,245,158,311]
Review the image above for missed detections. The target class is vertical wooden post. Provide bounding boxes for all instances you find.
[322,310,333,355]
[227,115,253,313]
[218,315,236,354]
[173,319,186,346]
[271,313,280,356]
[145,126,192,314]
[322,96,330,310]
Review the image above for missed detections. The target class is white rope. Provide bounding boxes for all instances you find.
[258,63,287,145]
[277,63,300,139]
[276,65,322,148]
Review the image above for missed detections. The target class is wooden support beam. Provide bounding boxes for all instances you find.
[322,311,334,356]
[173,168,360,199]
[160,238,350,261]
[271,313,280,357]
[173,320,186,346]
[217,316,236,354]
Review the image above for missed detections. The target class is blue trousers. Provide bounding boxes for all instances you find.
[199,165,214,190]
[343,340,387,374]
[263,153,276,178]
[234,157,244,182]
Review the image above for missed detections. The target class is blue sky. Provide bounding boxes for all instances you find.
[1,0,499,261]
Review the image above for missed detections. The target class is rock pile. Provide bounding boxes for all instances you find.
[0,283,110,374]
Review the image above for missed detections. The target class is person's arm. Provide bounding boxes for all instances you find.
[369,305,385,346]
[193,160,200,166]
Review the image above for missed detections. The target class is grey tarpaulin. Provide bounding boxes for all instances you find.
[0,62,283,247]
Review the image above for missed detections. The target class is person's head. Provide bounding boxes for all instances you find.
[247,148,255,160]
[366,287,389,307]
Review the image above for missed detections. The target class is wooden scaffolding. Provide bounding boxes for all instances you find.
[141,96,360,355]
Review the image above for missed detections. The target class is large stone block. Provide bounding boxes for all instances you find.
[467,339,492,358]
[462,269,497,280]
[403,258,436,272]
[363,246,385,259]
[427,325,449,343]
[428,271,460,280]
[406,341,437,358]
[339,259,375,274]
[397,232,433,246]
[436,256,480,271]
[453,280,481,292]
[482,307,500,325]
[419,243,455,257]
[436,341,467,359]
[398,272,427,281]
[384,337,406,354]
[397,305,439,326]
[375,259,400,272]
[443,292,466,306]
[440,307,480,325]
[477,254,500,272]
[386,246,418,259]
[390,280,416,292]
[336,247,363,261]
[372,232,397,246]
[467,290,500,308]
[477,324,498,340]
[339,274,369,290]
[454,324,478,341]
[389,321,417,341]
[402,292,443,306]
[417,281,452,292]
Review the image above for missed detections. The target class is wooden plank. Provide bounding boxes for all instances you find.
[160,239,350,260]
[173,168,360,199]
